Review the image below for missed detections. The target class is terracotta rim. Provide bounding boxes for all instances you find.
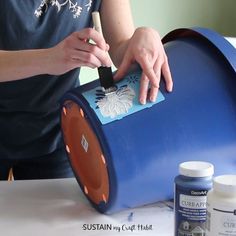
[61,100,109,205]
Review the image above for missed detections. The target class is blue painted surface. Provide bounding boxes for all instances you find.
[61,28,236,214]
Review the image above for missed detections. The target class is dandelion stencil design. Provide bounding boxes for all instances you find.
[34,0,87,18]
[95,85,136,119]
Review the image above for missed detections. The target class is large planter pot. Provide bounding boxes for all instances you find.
[60,28,236,214]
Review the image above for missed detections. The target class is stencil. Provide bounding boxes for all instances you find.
[82,71,165,124]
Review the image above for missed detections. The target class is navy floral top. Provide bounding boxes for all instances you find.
[0,0,101,159]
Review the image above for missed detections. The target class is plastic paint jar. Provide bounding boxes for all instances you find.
[174,161,214,236]
[206,175,236,236]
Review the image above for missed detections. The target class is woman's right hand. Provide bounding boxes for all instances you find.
[45,28,112,75]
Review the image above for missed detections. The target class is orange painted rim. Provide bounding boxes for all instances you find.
[61,100,109,205]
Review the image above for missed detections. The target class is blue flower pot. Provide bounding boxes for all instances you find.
[60,28,236,214]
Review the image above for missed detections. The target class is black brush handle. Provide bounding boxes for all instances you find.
[98,66,114,89]
[92,11,114,90]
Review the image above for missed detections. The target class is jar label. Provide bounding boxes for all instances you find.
[180,194,207,209]
[175,188,208,236]
[206,202,236,236]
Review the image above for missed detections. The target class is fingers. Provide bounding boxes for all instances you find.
[139,63,159,105]
[76,41,112,67]
[136,51,159,89]
[112,27,173,106]
[137,52,158,104]
[162,55,173,92]
[74,28,107,51]
[138,54,174,104]
[149,59,162,102]
[70,50,103,68]
[139,73,150,105]
[62,29,112,68]
[69,59,99,69]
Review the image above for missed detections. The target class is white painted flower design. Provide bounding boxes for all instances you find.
[97,86,135,118]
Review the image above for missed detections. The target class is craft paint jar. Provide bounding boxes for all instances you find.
[174,161,214,236]
[206,175,236,236]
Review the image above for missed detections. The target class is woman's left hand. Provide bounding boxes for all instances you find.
[114,27,173,105]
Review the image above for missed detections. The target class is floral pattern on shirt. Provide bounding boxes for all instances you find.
[35,0,93,18]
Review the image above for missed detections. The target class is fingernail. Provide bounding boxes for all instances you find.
[140,98,146,105]
[150,96,156,102]
[168,84,173,92]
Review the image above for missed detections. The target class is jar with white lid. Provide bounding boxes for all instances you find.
[174,161,214,236]
[206,175,236,236]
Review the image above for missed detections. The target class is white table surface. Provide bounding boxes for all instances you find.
[0,178,174,236]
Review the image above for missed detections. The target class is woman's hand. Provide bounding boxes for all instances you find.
[114,27,173,105]
[0,27,112,82]
[46,28,112,75]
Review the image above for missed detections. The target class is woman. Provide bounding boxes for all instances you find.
[0,0,173,180]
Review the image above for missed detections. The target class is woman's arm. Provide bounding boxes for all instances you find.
[0,29,111,82]
[100,0,135,67]
[0,49,49,82]
[101,0,173,104]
